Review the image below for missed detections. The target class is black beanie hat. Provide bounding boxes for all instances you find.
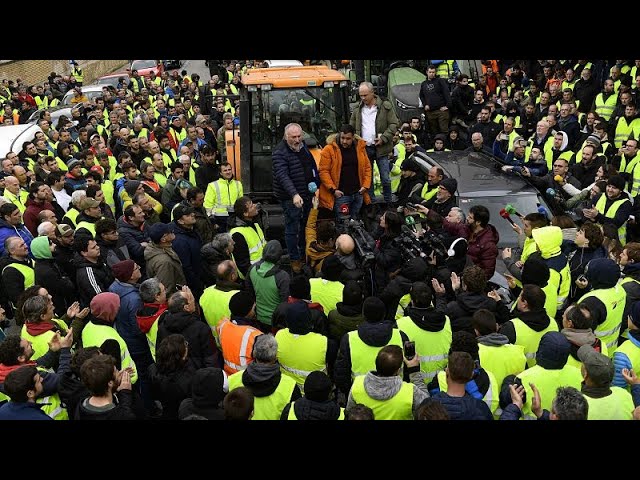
[521,258,550,287]
[363,297,386,323]
[229,291,255,317]
[304,371,334,402]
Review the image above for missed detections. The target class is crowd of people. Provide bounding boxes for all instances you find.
[0,59,639,421]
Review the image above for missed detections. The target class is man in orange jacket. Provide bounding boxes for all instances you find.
[318,124,372,220]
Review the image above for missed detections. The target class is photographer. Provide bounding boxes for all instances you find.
[373,210,403,291]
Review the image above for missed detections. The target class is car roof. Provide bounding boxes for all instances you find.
[98,71,128,79]
[420,151,540,197]
[27,106,73,124]
[388,67,426,86]
[0,124,42,158]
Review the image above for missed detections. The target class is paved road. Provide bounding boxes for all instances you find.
[181,60,211,81]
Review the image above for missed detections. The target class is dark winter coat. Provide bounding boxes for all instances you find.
[467,224,500,280]
[200,241,232,287]
[73,254,114,308]
[116,216,150,268]
[34,258,75,316]
[272,140,319,201]
[171,223,203,298]
[156,310,220,370]
[148,362,196,420]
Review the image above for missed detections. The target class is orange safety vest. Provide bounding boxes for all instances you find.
[217,319,262,376]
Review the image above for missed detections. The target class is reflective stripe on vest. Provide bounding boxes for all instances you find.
[580,285,626,354]
[350,375,414,420]
[275,328,327,390]
[348,329,403,379]
[594,93,617,121]
[228,368,297,420]
[614,117,640,149]
[2,262,35,290]
[217,319,261,375]
[595,194,629,245]
[397,315,451,380]
[204,178,242,216]
[512,317,559,367]
[229,224,267,273]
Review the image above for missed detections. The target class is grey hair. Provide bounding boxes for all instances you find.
[4,236,21,254]
[37,221,54,236]
[168,291,189,313]
[551,387,589,420]
[252,334,278,363]
[359,81,374,93]
[284,123,302,137]
[210,233,233,252]
[139,278,163,303]
[71,189,87,206]
[0,196,8,207]
[22,295,48,324]
[449,207,464,222]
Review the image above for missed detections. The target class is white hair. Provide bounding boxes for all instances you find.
[37,221,55,236]
[449,207,464,222]
[71,189,87,206]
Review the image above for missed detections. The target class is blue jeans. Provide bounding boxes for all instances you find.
[366,146,391,203]
[282,198,311,261]
[334,193,364,220]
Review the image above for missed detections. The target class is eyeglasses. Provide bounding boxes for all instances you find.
[553,164,567,167]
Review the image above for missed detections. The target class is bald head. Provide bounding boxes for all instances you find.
[4,176,19,194]
[216,259,237,282]
[336,234,355,255]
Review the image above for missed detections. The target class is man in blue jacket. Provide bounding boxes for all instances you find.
[272,123,319,274]
[109,259,154,411]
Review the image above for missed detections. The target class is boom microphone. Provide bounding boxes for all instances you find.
[499,208,516,226]
[505,204,524,218]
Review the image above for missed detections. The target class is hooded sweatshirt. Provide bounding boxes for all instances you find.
[531,226,569,308]
[30,236,53,259]
[346,371,428,418]
[241,361,301,400]
[178,367,226,420]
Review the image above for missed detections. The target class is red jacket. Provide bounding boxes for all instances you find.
[467,224,499,280]
[23,198,55,236]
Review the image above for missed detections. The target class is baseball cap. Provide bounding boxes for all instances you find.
[57,224,74,237]
[78,197,101,210]
[578,345,614,386]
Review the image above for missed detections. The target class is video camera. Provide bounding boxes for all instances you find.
[336,205,376,268]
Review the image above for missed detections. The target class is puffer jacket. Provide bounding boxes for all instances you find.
[0,218,33,257]
[467,224,499,280]
[272,139,319,201]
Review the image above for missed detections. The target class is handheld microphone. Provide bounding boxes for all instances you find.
[404,214,416,232]
[499,208,516,226]
[505,204,524,218]
[554,175,564,183]
[537,205,549,218]
[546,188,556,198]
